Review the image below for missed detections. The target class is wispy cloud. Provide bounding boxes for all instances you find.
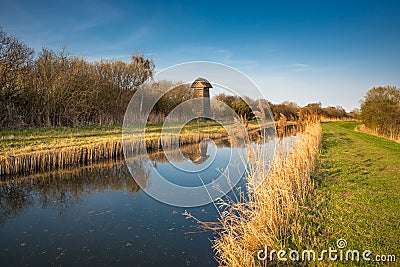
[214,49,259,68]
[1,0,122,52]
[80,25,151,58]
[69,0,121,32]
[155,46,260,71]
[285,63,312,72]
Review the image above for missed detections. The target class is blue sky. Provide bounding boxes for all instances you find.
[1,0,399,110]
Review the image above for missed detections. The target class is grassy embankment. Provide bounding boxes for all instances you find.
[0,121,228,157]
[209,121,399,266]
[0,121,226,176]
[0,120,272,177]
[311,122,400,265]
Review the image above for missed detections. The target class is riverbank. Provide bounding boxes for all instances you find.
[311,122,400,265]
[0,121,227,177]
[210,121,399,266]
[0,121,226,157]
[0,121,280,177]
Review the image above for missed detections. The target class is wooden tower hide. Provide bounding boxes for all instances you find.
[191,77,212,119]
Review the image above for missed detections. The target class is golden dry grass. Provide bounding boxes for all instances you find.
[0,120,272,177]
[0,131,231,177]
[355,124,400,143]
[211,121,322,266]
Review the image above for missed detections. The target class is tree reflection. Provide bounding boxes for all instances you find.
[0,161,147,226]
[0,184,33,226]
[0,133,266,228]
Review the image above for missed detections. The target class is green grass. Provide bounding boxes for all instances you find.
[311,122,400,265]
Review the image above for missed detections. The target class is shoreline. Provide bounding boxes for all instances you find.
[0,121,282,177]
[0,132,227,177]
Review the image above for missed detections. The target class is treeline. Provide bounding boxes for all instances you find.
[212,93,357,121]
[269,101,358,121]
[1,29,360,129]
[147,80,193,121]
[0,29,154,128]
[213,94,256,120]
[360,86,400,138]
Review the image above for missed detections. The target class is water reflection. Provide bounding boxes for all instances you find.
[0,138,239,226]
[0,163,141,226]
[0,184,34,227]
[186,138,211,164]
[143,137,231,164]
[0,133,275,266]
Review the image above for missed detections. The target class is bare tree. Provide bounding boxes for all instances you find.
[0,28,34,126]
[0,28,155,128]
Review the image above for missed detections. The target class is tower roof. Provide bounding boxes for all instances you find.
[190,77,213,89]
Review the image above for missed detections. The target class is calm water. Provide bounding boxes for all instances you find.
[0,133,294,267]
[0,138,257,266]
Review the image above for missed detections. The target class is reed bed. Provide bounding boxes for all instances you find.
[0,122,289,177]
[210,121,322,266]
[0,132,229,177]
[356,124,400,143]
[0,141,124,177]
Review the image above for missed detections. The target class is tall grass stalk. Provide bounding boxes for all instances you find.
[212,121,322,266]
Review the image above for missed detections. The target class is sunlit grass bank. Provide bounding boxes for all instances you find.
[0,120,272,177]
[0,121,227,177]
[210,121,399,266]
[0,121,222,157]
[310,122,400,265]
[0,120,271,156]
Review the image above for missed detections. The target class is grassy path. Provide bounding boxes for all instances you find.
[312,122,400,265]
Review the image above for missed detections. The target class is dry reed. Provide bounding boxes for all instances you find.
[209,120,322,266]
[0,132,229,177]
[356,124,400,143]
